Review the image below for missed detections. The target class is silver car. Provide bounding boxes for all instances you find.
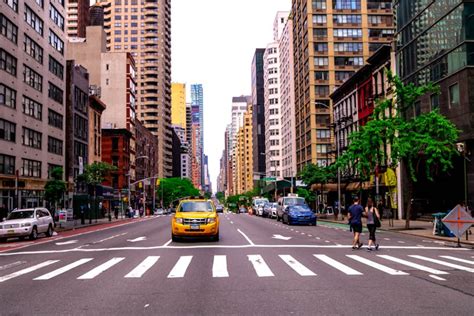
[0,208,54,242]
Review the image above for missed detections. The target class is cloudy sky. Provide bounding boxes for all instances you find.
[171,0,291,192]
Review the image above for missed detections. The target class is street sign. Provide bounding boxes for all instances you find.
[442,205,474,239]
[263,177,276,181]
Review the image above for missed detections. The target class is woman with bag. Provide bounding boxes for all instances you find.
[365,197,381,251]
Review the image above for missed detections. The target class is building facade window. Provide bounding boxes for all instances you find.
[314,42,328,52]
[48,82,63,104]
[49,30,64,54]
[0,48,17,76]
[21,158,41,178]
[74,86,88,114]
[49,4,64,29]
[315,71,329,80]
[449,83,459,108]
[430,94,439,110]
[47,136,62,155]
[314,57,329,66]
[22,96,42,120]
[22,127,42,149]
[48,55,63,79]
[48,109,63,129]
[24,5,44,36]
[23,65,43,91]
[317,129,331,139]
[0,118,16,142]
[0,14,18,44]
[333,14,361,24]
[334,56,364,66]
[315,85,329,96]
[333,0,361,10]
[335,71,355,81]
[312,0,326,10]
[24,35,43,64]
[0,154,15,175]
[3,0,18,12]
[334,42,362,52]
[0,83,16,109]
[333,28,362,38]
[313,15,327,24]
[313,28,328,37]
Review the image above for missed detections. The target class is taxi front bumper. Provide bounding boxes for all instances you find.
[172,222,218,237]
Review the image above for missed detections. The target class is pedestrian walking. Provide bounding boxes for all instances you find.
[348,196,364,250]
[365,197,381,251]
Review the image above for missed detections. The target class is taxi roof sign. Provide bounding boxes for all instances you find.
[442,205,474,239]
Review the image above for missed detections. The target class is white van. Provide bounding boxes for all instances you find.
[252,197,269,216]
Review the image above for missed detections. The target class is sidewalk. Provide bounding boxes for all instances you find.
[318,215,474,246]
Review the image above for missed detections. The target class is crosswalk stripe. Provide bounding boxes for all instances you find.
[34,259,93,280]
[248,255,274,277]
[125,256,160,278]
[212,255,229,278]
[314,255,362,275]
[77,257,125,280]
[0,260,59,283]
[409,255,474,273]
[168,256,192,278]
[346,255,408,275]
[439,256,474,265]
[280,255,316,276]
[378,255,448,275]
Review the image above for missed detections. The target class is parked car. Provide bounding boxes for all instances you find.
[239,207,248,214]
[154,208,164,215]
[0,208,54,242]
[252,198,269,216]
[264,202,278,219]
[276,195,307,222]
[281,204,317,226]
[216,205,224,213]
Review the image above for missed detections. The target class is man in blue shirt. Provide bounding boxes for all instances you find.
[348,196,364,249]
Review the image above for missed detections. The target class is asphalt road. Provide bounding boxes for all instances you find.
[0,213,473,315]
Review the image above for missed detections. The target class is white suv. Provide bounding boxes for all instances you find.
[0,208,54,242]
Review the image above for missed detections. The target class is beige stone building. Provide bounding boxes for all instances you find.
[100,0,172,178]
[171,83,186,129]
[291,0,394,171]
[0,0,67,209]
[234,105,254,195]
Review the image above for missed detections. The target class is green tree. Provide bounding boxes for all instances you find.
[296,188,316,207]
[44,167,67,210]
[157,177,199,208]
[215,192,225,203]
[78,162,117,223]
[299,163,336,193]
[203,192,212,199]
[335,71,459,228]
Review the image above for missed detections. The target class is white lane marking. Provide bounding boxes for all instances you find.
[440,256,474,265]
[280,255,316,276]
[168,256,192,278]
[416,245,425,247]
[0,261,26,271]
[384,238,391,241]
[397,241,406,244]
[0,260,59,283]
[301,233,305,235]
[347,255,408,275]
[314,255,362,275]
[230,221,234,224]
[237,229,254,246]
[290,229,294,231]
[272,234,292,240]
[163,239,172,247]
[248,255,274,277]
[308,234,312,237]
[429,275,446,281]
[35,258,93,280]
[409,255,474,273]
[0,245,468,256]
[77,257,125,279]
[127,237,147,243]
[55,240,78,246]
[125,256,160,278]
[422,240,432,243]
[212,255,229,278]
[378,255,448,275]
[94,233,128,244]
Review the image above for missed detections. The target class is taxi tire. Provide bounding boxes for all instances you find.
[45,224,53,237]
[212,232,219,242]
[171,234,180,242]
[29,227,38,240]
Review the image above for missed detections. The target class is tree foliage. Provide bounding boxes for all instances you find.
[79,162,117,186]
[298,163,336,187]
[44,167,67,208]
[215,192,225,203]
[157,177,199,207]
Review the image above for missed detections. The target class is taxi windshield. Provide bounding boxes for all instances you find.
[7,211,34,220]
[179,201,213,212]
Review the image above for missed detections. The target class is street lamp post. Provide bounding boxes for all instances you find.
[129,155,148,216]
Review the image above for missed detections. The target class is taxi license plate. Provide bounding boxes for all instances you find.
[190,224,200,230]
[7,229,15,233]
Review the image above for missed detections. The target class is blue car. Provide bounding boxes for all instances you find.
[282,205,317,225]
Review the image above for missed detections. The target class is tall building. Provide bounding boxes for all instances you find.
[88,95,106,164]
[171,83,187,129]
[279,15,297,178]
[190,84,204,185]
[251,49,266,179]
[66,0,90,38]
[101,0,172,178]
[234,105,254,194]
[0,0,67,209]
[292,0,394,171]
[395,0,474,212]
[230,96,250,191]
[89,2,104,26]
[224,124,233,196]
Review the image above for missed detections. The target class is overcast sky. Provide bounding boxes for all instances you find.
[171,0,291,192]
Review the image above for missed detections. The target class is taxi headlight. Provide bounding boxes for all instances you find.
[175,218,183,224]
[207,218,216,224]
[21,223,32,227]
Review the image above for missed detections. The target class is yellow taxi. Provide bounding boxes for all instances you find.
[171,198,219,241]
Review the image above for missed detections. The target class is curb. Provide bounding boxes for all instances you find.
[318,219,474,247]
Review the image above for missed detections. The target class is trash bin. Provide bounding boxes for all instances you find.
[432,213,446,236]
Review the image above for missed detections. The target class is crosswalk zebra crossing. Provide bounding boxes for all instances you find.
[0,254,472,283]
